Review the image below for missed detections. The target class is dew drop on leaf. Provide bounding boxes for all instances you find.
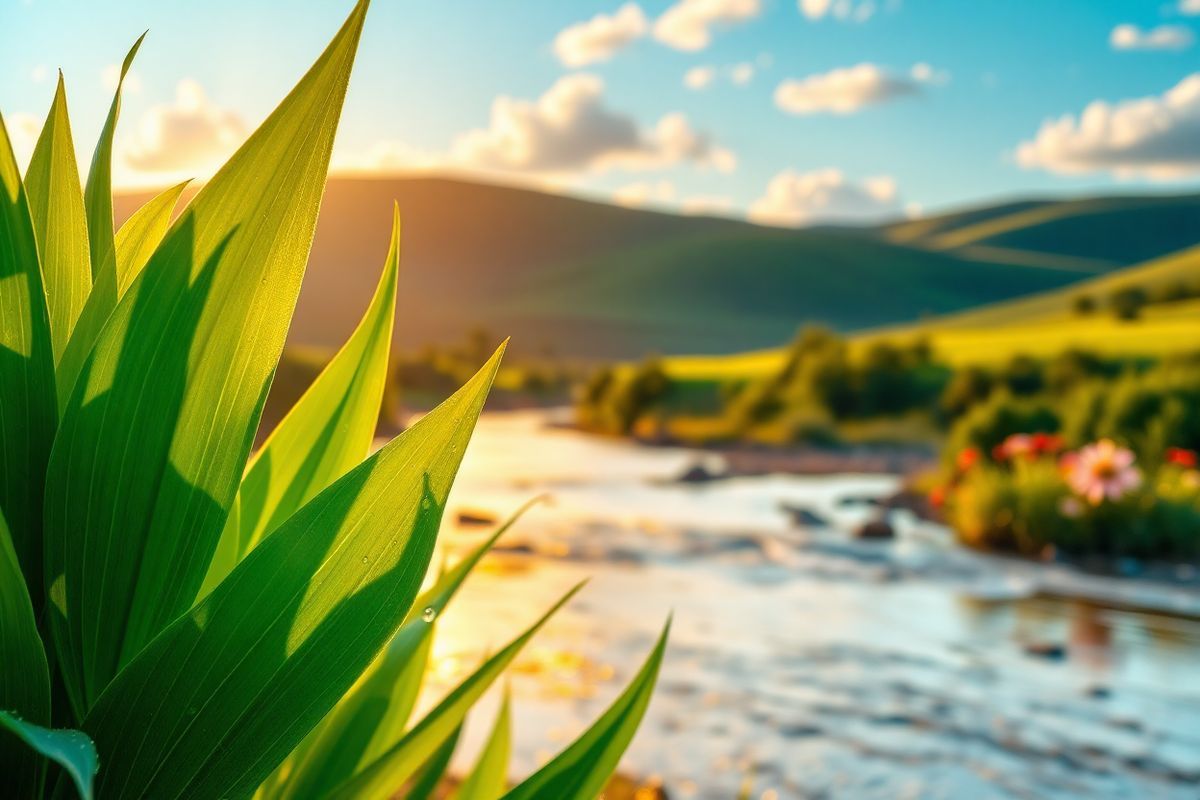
[422,606,436,622]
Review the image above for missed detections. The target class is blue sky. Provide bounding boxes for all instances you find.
[3,0,1200,223]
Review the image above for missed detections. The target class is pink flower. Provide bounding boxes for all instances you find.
[1063,439,1141,506]
[1057,496,1084,519]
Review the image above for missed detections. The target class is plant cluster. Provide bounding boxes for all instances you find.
[0,3,666,798]
[936,434,1200,560]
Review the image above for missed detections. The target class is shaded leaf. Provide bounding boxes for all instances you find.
[24,73,91,363]
[274,498,539,799]
[500,618,670,800]
[203,202,400,594]
[44,0,371,714]
[454,687,512,800]
[0,711,96,800]
[327,583,584,799]
[84,33,145,278]
[0,512,51,796]
[81,345,503,800]
[56,180,189,415]
[0,113,57,594]
[406,724,462,800]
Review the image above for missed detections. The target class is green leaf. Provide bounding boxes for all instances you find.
[0,512,51,796]
[84,33,145,278]
[202,202,400,595]
[0,711,96,800]
[24,72,92,364]
[405,724,462,800]
[43,0,371,715]
[327,583,584,800]
[0,113,57,595]
[454,688,512,800]
[112,179,190,296]
[81,345,504,800]
[274,499,539,800]
[500,619,670,800]
[55,180,189,415]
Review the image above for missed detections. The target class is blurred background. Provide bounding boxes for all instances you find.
[6,1,1200,797]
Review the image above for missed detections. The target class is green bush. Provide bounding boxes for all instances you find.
[0,4,666,797]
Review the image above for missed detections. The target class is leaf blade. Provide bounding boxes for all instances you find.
[0,512,51,796]
[275,499,538,799]
[0,113,57,595]
[24,72,91,364]
[55,179,189,416]
[0,711,96,800]
[83,33,145,279]
[454,688,512,800]
[44,0,372,713]
[500,619,671,800]
[328,583,584,799]
[81,345,503,800]
[203,202,400,594]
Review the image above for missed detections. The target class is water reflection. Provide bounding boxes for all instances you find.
[407,411,1200,799]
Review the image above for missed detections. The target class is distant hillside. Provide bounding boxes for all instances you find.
[115,176,1200,360]
[667,242,1200,380]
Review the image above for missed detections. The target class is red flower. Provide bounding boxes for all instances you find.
[992,444,1008,462]
[1166,447,1198,468]
[956,447,981,471]
[930,485,947,508]
[1032,433,1064,455]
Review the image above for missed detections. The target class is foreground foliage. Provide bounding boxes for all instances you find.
[0,2,666,796]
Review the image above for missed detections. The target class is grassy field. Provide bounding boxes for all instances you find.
[666,243,1200,380]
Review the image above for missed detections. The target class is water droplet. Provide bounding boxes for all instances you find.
[390,539,397,547]
[422,606,437,622]
[361,556,369,564]
[420,498,432,510]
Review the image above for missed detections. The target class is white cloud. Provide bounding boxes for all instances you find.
[613,179,675,207]
[684,62,754,89]
[799,0,879,22]
[774,63,938,115]
[1110,24,1193,51]
[1180,0,1200,15]
[680,195,734,215]
[1015,73,1200,179]
[684,65,717,90]
[553,4,648,67]
[653,0,762,51]
[450,73,734,175]
[910,62,949,85]
[748,168,903,226]
[5,111,40,171]
[102,64,143,94]
[125,79,246,174]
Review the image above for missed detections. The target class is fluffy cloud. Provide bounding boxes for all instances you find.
[748,168,903,226]
[553,4,648,67]
[613,179,675,207]
[680,195,734,215]
[451,74,734,174]
[799,0,878,22]
[1110,24,1193,51]
[774,63,939,115]
[1015,73,1200,179]
[125,80,246,173]
[4,111,41,171]
[684,65,717,90]
[1181,0,1200,15]
[684,62,754,90]
[653,0,761,51]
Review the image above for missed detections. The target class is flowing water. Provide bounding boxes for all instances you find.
[409,411,1200,799]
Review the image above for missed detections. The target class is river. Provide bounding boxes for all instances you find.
[408,410,1200,799]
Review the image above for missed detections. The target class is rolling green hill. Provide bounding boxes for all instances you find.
[668,243,1200,380]
[115,176,1200,360]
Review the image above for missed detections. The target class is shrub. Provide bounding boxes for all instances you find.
[1109,285,1148,320]
[0,4,666,797]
